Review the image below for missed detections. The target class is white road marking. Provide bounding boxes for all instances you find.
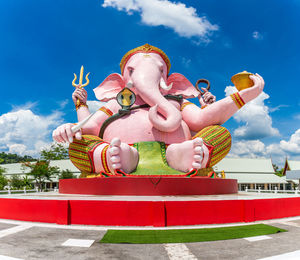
[244,235,272,242]
[0,255,23,260]
[62,239,95,248]
[0,218,257,231]
[0,215,300,232]
[164,243,198,260]
[279,221,300,228]
[258,249,300,259]
[0,225,32,239]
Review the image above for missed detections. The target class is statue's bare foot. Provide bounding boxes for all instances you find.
[107,138,139,174]
[166,138,206,173]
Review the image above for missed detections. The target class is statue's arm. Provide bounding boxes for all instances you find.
[182,74,264,132]
[80,100,118,136]
[72,88,91,121]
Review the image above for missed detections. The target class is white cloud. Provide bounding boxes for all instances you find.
[269,104,289,113]
[102,0,218,41]
[57,99,69,110]
[0,109,64,157]
[225,86,279,140]
[228,140,267,158]
[228,140,287,166]
[280,129,300,154]
[181,57,191,68]
[252,31,263,40]
[11,101,38,112]
[294,114,300,120]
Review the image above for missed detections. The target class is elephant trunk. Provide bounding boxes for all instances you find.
[130,57,182,132]
[137,83,182,133]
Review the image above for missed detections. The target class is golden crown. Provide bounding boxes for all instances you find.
[120,44,171,75]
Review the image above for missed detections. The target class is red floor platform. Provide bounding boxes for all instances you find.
[59,177,238,196]
[1,192,300,226]
[1,177,300,227]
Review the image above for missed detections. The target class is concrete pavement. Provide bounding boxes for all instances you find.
[0,217,300,259]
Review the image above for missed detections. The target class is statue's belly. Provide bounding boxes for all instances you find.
[102,109,191,144]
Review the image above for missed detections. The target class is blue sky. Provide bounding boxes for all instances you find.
[0,0,300,166]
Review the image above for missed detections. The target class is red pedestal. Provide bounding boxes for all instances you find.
[59,177,238,196]
[1,195,300,226]
[2,178,300,227]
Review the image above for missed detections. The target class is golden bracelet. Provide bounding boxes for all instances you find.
[180,102,193,111]
[99,106,113,117]
[230,92,245,109]
[75,103,88,111]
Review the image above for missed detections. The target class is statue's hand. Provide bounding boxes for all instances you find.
[52,123,82,143]
[199,88,216,107]
[240,74,265,102]
[249,73,265,93]
[72,88,87,106]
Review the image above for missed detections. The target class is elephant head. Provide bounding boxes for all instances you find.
[93,44,199,132]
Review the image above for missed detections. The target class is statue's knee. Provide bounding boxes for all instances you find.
[207,126,231,167]
[193,125,231,167]
[69,135,104,174]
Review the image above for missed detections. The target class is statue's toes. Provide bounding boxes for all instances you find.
[194,146,203,155]
[110,137,121,147]
[110,155,120,163]
[192,162,202,169]
[193,137,203,146]
[112,163,121,170]
[109,146,119,156]
[194,154,202,163]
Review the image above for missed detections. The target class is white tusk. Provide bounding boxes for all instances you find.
[71,112,95,133]
[159,78,172,90]
[126,80,133,88]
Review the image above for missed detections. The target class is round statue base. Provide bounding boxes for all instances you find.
[59,177,238,196]
[1,192,300,227]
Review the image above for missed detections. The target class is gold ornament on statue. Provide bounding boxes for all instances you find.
[72,66,90,106]
[231,71,254,91]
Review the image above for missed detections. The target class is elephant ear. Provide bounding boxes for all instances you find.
[93,73,125,101]
[166,73,199,98]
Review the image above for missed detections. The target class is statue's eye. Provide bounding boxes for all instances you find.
[128,67,134,76]
[129,95,133,100]
[121,95,124,99]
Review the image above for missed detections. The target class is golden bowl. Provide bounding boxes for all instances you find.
[231,71,254,91]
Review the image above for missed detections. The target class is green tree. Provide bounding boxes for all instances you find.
[0,175,8,190]
[0,166,5,175]
[59,169,76,179]
[40,143,69,160]
[0,167,8,190]
[9,175,24,190]
[22,160,59,191]
[0,152,35,164]
[22,176,33,189]
[272,163,279,172]
[272,163,284,177]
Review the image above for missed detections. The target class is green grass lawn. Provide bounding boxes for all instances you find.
[100,224,286,244]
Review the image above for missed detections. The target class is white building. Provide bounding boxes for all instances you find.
[213,158,289,191]
[0,158,292,191]
[0,160,81,188]
[284,159,300,188]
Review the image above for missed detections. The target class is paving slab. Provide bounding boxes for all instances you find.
[186,222,300,260]
[0,227,104,260]
[1,191,300,201]
[0,217,300,259]
[0,223,16,231]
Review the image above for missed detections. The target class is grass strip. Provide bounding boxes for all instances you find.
[100,224,286,244]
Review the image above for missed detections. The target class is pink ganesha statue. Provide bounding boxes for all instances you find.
[52,44,264,177]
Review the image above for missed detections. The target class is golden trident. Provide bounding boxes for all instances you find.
[72,65,90,106]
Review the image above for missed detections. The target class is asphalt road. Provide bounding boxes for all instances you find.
[0,218,300,260]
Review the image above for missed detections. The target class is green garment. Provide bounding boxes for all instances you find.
[130,141,192,176]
